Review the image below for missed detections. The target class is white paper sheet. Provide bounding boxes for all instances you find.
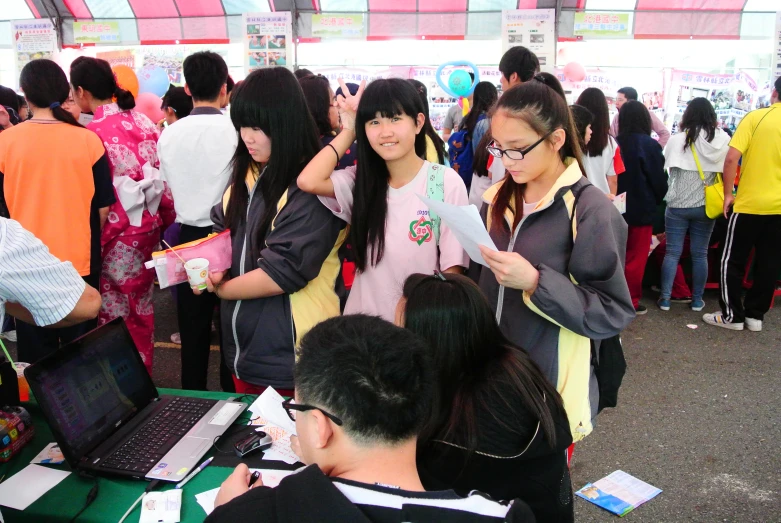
[0,464,71,510]
[247,387,297,435]
[140,489,182,523]
[417,195,497,267]
[194,469,302,515]
[247,418,299,464]
[613,192,627,214]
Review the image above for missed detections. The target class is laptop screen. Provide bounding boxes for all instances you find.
[26,319,157,464]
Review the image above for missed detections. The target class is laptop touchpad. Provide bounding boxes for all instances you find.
[175,437,210,458]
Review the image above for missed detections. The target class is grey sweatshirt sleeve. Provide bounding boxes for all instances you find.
[257,187,345,295]
[527,190,635,340]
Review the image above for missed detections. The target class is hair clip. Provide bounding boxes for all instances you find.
[433,270,447,281]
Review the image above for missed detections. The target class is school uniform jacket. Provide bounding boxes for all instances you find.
[475,160,634,442]
[212,168,347,388]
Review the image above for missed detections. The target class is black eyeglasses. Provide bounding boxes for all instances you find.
[282,398,343,426]
[486,129,556,161]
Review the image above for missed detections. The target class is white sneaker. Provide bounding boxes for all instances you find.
[703,312,744,331]
[0,330,17,342]
[745,318,762,332]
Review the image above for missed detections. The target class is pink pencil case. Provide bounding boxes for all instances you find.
[145,230,232,289]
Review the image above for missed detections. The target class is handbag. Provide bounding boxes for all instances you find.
[691,145,724,219]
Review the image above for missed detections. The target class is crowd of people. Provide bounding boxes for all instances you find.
[0,44,779,522]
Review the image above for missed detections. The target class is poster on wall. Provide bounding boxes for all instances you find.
[243,12,293,74]
[96,49,135,69]
[501,9,555,69]
[73,21,120,44]
[11,20,57,81]
[774,12,781,80]
[312,14,364,38]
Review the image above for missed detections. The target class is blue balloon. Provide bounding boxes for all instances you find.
[436,61,480,99]
[137,66,170,97]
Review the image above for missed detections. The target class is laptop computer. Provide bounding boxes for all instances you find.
[25,318,247,482]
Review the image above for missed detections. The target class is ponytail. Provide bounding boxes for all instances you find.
[114,87,136,110]
[19,60,83,129]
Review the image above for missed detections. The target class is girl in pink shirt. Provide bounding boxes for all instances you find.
[298,79,469,322]
[71,57,175,373]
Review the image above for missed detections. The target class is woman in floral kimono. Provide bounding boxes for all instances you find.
[71,56,175,373]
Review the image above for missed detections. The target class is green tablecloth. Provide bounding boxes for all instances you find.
[0,389,258,523]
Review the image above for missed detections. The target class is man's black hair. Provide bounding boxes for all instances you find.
[617,86,638,101]
[498,46,540,84]
[182,51,228,102]
[296,315,434,445]
[775,76,781,95]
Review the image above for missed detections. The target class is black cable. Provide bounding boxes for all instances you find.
[69,472,99,523]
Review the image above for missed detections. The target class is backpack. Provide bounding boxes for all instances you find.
[425,162,445,244]
[568,183,627,413]
[447,115,485,189]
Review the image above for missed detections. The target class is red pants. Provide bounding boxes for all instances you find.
[625,225,653,308]
[231,376,294,398]
[653,236,692,299]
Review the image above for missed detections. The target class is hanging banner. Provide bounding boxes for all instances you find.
[73,21,120,44]
[573,12,630,38]
[11,20,57,82]
[501,9,555,69]
[96,49,136,69]
[243,12,293,74]
[312,14,364,38]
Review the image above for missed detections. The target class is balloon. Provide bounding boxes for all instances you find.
[112,65,139,97]
[563,62,586,83]
[135,92,164,123]
[137,66,170,97]
[435,61,480,99]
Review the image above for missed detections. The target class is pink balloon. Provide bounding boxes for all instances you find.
[135,92,164,123]
[563,62,586,82]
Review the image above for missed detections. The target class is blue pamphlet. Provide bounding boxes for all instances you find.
[576,470,662,517]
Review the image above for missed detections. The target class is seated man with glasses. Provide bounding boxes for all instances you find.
[207,315,536,523]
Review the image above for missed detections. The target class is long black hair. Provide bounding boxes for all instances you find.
[70,56,135,110]
[225,68,321,255]
[352,79,427,272]
[575,87,610,156]
[618,100,652,136]
[570,104,594,150]
[402,273,565,451]
[490,81,586,233]
[679,97,717,151]
[460,81,497,136]
[19,59,82,128]
[299,74,335,136]
[408,79,445,164]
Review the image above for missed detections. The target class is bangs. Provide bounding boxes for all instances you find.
[357,79,422,125]
[230,91,271,134]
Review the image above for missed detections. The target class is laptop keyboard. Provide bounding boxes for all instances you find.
[99,397,217,473]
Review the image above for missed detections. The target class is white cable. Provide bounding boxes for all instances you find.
[117,492,145,523]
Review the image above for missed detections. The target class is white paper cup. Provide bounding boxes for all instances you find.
[184,258,210,290]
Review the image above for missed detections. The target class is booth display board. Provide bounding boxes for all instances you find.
[243,12,293,74]
[96,49,136,69]
[501,9,555,68]
[666,69,758,134]
[73,21,120,44]
[312,14,364,38]
[11,19,57,81]
[573,12,630,38]
[774,12,781,79]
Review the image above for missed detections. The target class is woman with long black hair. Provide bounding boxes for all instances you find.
[0,59,114,363]
[398,272,573,522]
[576,87,622,197]
[201,67,347,396]
[459,81,498,204]
[299,74,357,169]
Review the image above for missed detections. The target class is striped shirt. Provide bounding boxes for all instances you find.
[0,218,86,327]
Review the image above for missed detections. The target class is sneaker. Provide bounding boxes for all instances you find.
[170,332,181,344]
[703,312,743,330]
[635,305,648,315]
[745,318,762,332]
[670,296,693,304]
[691,299,705,312]
[0,330,17,343]
[657,298,671,311]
